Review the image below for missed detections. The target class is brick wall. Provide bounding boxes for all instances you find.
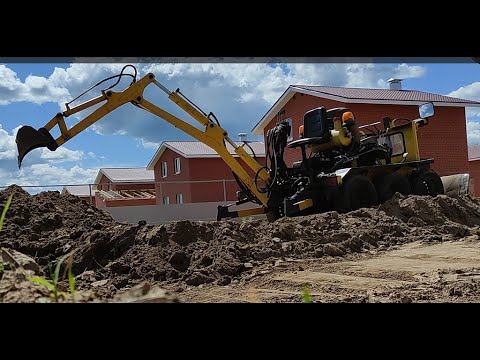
[153,148,266,204]
[262,93,469,176]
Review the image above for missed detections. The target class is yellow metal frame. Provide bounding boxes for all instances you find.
[388,119,423,163]
[40,73,271,207]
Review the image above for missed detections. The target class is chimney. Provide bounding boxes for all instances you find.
[387,78,403,90]
[238,132,248,142]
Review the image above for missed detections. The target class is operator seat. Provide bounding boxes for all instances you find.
[288,107,351,149]
[288,107,353,170]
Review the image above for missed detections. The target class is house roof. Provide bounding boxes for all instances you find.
[252,85,480,135]
[94,168,154,184]
[61,185,95,197]
[147,141,266,170]
[468,145,480,161]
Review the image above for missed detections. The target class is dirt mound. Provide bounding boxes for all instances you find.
[3,185,480,299]
[0,185,117,265]
[379,193,480,227]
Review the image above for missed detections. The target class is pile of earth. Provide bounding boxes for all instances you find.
[2,184,480,299]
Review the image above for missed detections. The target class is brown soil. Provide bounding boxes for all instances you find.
[2,184,480,303]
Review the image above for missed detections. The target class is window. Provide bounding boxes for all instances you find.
[286,118,293,142]
[162,196,170,205]
[387,133,406,156]
[176,193,183,204]
[161,161,167,178]
[174,157,181,174]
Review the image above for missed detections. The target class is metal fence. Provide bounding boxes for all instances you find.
[0,178,256,204]
[0,180,266,224]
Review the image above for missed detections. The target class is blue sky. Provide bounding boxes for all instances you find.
[0,61,479,188]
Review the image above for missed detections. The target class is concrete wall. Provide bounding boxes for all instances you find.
[105,202,265,224]
[469,159,480,196]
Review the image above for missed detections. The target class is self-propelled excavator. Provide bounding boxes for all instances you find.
[15,65,444,222]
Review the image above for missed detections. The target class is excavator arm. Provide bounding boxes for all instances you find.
[15,66,271,219]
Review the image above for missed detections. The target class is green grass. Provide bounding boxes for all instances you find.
[30,250,77,302]
[0,195,12,233]
[302,285,314,303]
[0,195,13,275]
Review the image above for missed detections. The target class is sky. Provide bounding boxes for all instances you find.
[1,60,480,190]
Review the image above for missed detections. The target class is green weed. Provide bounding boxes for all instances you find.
[0,195,12,232]
[30,250,76,302]
[0,195,13,274]
[302,285,314,303]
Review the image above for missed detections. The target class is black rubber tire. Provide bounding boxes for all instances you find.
[374,172,411,203]
[411,170,444,196]
[342,175,378,212]
[266,208,281,222]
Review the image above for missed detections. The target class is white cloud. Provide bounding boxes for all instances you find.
[0,124,17,160]
[27,164,98,184]
[393,63,426,79]
[0,65,70,105]
[467,121,480,145]
[39,147,84,162]
[448,82,480,100]
[447,82,480,118]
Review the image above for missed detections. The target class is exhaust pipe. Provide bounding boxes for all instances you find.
[16,126,58,168]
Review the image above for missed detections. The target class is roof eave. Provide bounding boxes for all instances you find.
[146,144,167,170]
[147,142,190,170]
[252,86,295,135]
[94,169,110,185]
[252,86,480,135]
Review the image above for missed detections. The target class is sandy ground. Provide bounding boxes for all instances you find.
[172,240,480,302]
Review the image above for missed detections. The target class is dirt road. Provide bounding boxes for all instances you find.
[173,239,480,302]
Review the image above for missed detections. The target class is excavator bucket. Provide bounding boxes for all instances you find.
[16,126,58,168]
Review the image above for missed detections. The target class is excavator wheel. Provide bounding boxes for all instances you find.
[374,172,411,203]
[410,169,444,196]
[266,208,282,222]
[341,175,378,212]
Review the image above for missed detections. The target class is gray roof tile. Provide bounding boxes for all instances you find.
[62,185,95,197]
[100,168,154,182]
[293,85,480,105]
[165,141,266,157]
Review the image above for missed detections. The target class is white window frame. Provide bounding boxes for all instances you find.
[176,193,183,204]
[162,196,170,205]
[161,161,168,178]
[286,118,293,142]
[174,157,181,175]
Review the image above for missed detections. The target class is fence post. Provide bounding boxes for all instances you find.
[159,182,163,204]
[223,179,227,202]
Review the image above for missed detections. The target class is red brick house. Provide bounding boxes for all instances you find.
[93,168,155,208]
[252,80,480,177]
[468,146,480,196]
[61,185,96,206]
[146,141,266,204]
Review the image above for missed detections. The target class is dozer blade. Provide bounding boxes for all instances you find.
[16,126,58,168]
